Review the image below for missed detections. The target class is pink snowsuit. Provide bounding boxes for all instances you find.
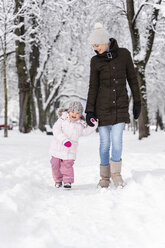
[50,111,98,183]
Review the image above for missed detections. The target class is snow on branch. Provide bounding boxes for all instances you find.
[34,30,61,88]
[43,79,62,111]
[132,1,163,26]
[0,50,15,60]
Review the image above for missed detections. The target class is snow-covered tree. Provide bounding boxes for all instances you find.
[126,0,163,139]
[146,5,165,129]
[0,0,20,137]
[1,0,165,137]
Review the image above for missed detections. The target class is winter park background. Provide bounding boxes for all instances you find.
[0,1,165,248]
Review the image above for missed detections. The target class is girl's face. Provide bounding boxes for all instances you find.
[69,110,81,121]
[92,43,109,54]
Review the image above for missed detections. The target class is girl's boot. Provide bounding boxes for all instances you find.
[99,165,110,188]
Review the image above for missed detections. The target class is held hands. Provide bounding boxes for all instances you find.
[90,118,95,123]
[133,101,141,119]
[86,112,97,127]
[64,141,72,147]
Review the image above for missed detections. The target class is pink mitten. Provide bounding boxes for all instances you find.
[64,141,72,147]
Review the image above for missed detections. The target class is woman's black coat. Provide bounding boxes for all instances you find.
[85,38,141,126]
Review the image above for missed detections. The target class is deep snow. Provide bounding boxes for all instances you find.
[0,129,165,248]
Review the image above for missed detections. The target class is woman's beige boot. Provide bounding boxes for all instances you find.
[110,159,124,187]
[99,165,110,188]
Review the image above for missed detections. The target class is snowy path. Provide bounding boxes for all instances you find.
[0,129,165,248]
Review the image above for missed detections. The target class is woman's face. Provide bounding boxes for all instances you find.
[92,43,109,54]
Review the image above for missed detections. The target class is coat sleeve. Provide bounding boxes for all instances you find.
[126,50,141,102]
[82,120,98,136]
[85,57,100,113]
[52,118,69,144]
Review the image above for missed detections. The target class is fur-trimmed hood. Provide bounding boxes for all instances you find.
[58,108,86,121]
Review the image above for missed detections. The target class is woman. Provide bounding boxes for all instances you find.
[85,23,141,188]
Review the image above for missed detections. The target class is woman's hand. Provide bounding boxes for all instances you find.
[86,112,97,127]
[133,101,141,119]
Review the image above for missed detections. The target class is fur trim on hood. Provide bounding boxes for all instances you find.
[58,108,86,121]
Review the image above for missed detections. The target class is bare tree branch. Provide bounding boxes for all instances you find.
[0,50,15,61]
[132,1,149,26]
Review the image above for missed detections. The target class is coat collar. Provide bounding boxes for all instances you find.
[94,38,119,60]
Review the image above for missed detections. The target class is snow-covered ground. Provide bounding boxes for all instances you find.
[0,129,165,248]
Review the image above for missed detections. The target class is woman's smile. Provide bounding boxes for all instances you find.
[92,43,109,54]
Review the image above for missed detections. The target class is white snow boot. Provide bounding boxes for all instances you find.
[64,183,71,189]
[55,182,62,188]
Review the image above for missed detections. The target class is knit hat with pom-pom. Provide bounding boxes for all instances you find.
[89,23,109,44]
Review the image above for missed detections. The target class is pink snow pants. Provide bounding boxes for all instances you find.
[50,156,74,183]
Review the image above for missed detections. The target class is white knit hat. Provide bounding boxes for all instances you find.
[89,23,109,45]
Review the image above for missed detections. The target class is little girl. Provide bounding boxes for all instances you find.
[50,101,98,189]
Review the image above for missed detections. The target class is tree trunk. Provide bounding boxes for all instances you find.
[29,14,39,129]
[156,109,164,131]
[15,0,32,133]
[29,45,37,129]
[30,88,37,129]
[126,0,149,139]
[135,65,150,139]
[35,79,46,131]
[29,11,47,131]
[29,42,38,129]
[126,0,162,139]
[3,23,8,137]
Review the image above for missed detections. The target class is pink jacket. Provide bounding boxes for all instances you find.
[50,111,98,160]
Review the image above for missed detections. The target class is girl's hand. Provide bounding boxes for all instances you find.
[90,118,98,125]
[64,141,72,147]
